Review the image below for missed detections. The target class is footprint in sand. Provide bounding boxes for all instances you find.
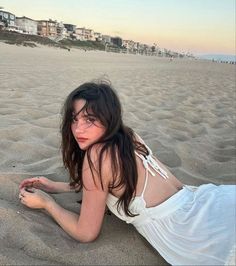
[209,147,236,162]
[216,139,236,149]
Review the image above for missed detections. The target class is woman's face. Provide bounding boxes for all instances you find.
[71,99,106,150]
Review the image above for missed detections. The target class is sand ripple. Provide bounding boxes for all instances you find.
[0,43,235,265]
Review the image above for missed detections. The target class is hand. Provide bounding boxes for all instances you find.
[19,187,55,209]
[19,176,58,193]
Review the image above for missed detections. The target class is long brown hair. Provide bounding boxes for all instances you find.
[61,81,148,216]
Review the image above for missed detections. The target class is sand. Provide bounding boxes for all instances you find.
[0,42,235,265]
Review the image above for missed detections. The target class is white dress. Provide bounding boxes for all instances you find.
[106,142,236,265]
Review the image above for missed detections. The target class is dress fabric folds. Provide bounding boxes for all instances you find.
[106,141,236,265]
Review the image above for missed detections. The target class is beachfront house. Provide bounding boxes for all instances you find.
[75,27,85,40]
[0,10,22,32]
[102,35,112,45]
[56,22,67,39]
[75,27,95,41]
[37,19,57,37]
[94,32,102,42]
[0,21,4,30]
[63,23,76,39]
[84,28,94,41]
[0,10,16,27]
[111,37,122,47]
[122,40,138,53]
[15,16,37,35]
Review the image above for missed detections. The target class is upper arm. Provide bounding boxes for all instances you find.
[77,146,111,242]
[77,186,108,242]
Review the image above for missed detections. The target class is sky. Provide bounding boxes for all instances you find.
[1,0,235,55]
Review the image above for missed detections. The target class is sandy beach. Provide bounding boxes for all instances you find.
[0,42,235,265]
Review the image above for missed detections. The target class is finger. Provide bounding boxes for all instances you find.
[22,188,37,196]
[20,188,26,194]
[33,176,42,181]
[31,177,42,185]
[20,188,29,197]
[19,177,40,189]
[32,181,41,188]
[24,177,40,183]
[31,176,41,182]
[20,198,26,205]
[20,190,25,196]
[19,179,33,189]
[25,187,35,193]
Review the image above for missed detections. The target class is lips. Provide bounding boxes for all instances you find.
[77,137,88,142]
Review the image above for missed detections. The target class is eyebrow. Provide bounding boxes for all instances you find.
[72,111,97,119]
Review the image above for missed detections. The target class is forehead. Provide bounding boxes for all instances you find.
[73,99,86,113]
[72,99,95,118]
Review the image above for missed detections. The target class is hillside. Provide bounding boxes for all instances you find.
[0,30,67,48]
[0,30,105,50]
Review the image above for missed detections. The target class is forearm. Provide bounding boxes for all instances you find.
[54,182,80,193]
[55,182,74,193]
[45,200,89,242]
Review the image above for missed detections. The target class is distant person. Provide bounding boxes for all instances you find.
[19,81,236,265]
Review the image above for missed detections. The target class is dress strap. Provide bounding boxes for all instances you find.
[141,168,149,198]
[134,132,169,179]
[135,150,168,180]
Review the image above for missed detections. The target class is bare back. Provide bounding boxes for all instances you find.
[111,138,183,208]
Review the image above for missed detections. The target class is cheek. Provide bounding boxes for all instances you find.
[71,124,76,136]
[92,127,106,139]
[98,127,106,138]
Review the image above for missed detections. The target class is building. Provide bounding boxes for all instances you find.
[94,32,102,41]
[75,27,94,41]
[63,23,76,39]
[16,16,37,35]
[37,19,57,36]
[56,22,67,38]
[0,10,16,27]
[0,21,4,30]
[111,37,122,47]
[63,23,76,37]
[102,35,112,44]
[122,40,138,53]
[64,23,76,33]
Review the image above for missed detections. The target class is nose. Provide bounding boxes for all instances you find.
[74,120,85,133]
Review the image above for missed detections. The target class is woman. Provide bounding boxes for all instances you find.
[19,81,235,265]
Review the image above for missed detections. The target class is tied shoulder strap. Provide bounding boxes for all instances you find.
[135,144,169,180]
[134,132,169,179]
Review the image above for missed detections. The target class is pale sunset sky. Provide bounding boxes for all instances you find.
[1,0,235,55]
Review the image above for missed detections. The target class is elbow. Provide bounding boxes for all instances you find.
[79,235,98,243]
[74,231,99,243]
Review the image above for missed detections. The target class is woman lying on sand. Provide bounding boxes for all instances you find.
[19,81,235,265]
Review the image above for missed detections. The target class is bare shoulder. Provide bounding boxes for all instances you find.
[85,143,112,170]
[83,144,113,191]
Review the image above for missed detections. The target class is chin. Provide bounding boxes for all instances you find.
[77,139,98,151]
[78,142,90,150]
[78,145,88,150]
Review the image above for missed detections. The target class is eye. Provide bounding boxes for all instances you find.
[71,116,77,123]
[86,117,96,124]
